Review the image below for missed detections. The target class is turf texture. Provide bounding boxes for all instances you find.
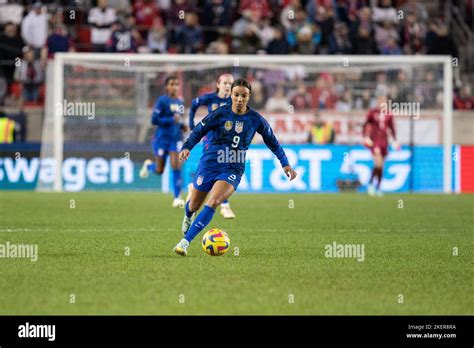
[0,191,472,315]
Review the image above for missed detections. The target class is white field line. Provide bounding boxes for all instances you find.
[0,228,168,233]
[0,228,458,234]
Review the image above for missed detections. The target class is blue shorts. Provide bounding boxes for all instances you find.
[152,137,183,158]
[193,165,242,192]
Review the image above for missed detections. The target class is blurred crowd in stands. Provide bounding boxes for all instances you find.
[0,0,472,111]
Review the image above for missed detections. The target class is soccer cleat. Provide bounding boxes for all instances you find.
[174,238,189,256]
[376,190,384,197]
[182,212,195,235]
[139,159,153,179]
[220,203,235,219]
[172,198,185,208]
[367,184,375,196]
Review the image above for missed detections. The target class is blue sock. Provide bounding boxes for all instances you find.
[185,201,194,218]
[222,199,229,204]
[172,169,182,198]
[147,162,156,173]
[184,205,215,242]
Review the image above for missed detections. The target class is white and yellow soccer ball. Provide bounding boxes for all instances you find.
[202,228,230,256]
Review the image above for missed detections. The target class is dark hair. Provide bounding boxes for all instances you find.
[231,78,252,94]
[165,76,178,86]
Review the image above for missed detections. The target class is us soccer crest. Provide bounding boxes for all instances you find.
[235,121,244,134]
[224,120,233,131]
[196,175,204,186]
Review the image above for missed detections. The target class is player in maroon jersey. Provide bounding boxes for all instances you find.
[363,95,400,196]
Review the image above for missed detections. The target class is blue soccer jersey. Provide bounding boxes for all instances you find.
[182,104,289,178]
[151,95,184,156]
[151,95,184,140]
[189,92,231,150]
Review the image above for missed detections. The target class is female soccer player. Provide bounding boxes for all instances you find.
[363,94,399,196]
[140,76,186,208]
[188,73,236,219]
[174,78,297,256]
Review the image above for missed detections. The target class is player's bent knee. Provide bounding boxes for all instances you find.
[206,197,223,208]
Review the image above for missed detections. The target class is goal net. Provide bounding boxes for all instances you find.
[38,54,453,193]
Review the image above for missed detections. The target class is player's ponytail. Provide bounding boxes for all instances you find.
[231,78,252,94]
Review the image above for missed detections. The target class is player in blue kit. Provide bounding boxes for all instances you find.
[187,73,237,219]
[140,76,186,208]
[174,79,297,256]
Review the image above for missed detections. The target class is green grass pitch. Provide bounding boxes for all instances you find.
[0,191,472,315]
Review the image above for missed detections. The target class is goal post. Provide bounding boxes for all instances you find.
[53,54,64,193]
[443,58,453,194]
[39,54,453,193]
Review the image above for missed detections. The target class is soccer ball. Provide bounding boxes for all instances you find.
[202,228,230,256]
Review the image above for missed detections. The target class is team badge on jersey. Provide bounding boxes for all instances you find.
[170,103,183,114]
[212,103,218,111]
[196,175,204,186]
[235,121,244,134]
[224,120,233,131]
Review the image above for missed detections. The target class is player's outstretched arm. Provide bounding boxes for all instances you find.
[258,115,297,181]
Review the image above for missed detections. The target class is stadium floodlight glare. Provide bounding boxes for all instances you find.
[40,54,453,193]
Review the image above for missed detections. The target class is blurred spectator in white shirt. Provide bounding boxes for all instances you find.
[21,2,48,58]
[88,0,117,52]
[374,21,399,53]
[265,85,290,112]
[147,17,167,53]
[0,0,24,25]
[372,0,399,24]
